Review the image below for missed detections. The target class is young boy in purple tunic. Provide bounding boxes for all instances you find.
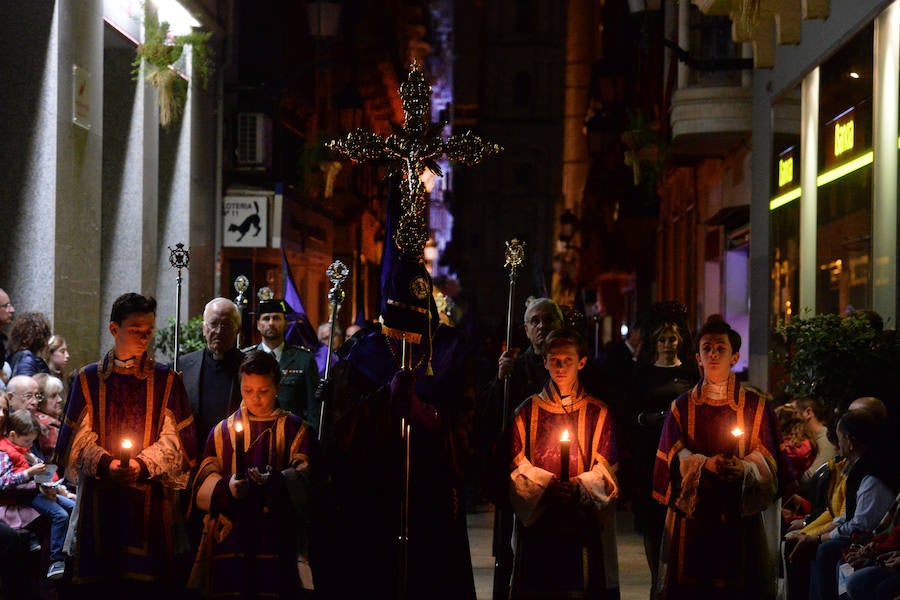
[508,328,620,599]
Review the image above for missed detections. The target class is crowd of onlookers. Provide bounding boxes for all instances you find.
[0,288,75,595]
[1,281,898,599]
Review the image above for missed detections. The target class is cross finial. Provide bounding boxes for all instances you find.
[329,63,503,259]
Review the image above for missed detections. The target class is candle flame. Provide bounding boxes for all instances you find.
[121,438,133,450]
[731,427,744,437]
[235,421,243,433]
[561,429,570,442]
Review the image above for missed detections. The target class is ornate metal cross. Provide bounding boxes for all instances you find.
[328,61,503,259]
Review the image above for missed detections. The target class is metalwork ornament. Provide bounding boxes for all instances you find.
[326,260,350,306]
[328,61,503,259]
[326,260,350,284]
[504,238,526,276]
[234,275,249,294]
[168,243,190,270]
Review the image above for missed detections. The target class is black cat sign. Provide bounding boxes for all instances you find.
[223,196,268,247]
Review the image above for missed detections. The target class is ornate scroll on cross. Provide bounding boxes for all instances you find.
[328,61,503,260]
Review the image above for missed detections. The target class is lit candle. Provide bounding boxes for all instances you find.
[120,438,132,468]
[730,427,744,458]
[234,421,245,479]
[560,429,570,482]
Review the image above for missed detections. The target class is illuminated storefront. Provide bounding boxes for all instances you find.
[750,0,899,388]
[770,26,876,322]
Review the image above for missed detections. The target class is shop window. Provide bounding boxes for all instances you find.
[816,24,874,316]
[770,84,801,328]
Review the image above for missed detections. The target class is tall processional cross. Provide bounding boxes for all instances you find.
[328,61,502,259]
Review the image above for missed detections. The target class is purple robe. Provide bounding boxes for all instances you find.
[508,381,620,599]
[321,323,476,599]
[55,351,197,585]
[651,375,791,599]
[190,404,314,598]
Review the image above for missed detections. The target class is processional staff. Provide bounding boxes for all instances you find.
[168,243,190,373]
[319,260,350,440]
[398,417,411,600]
[502,238,526,432]
[233,275,250,348]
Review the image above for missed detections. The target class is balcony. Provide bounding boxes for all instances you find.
[669,84,752,157]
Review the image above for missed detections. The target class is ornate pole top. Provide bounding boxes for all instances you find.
[168,243,190,270]
[326,260,350,306]
[504,238,526,280]
[234,275,249,295]
[328,62,503,259]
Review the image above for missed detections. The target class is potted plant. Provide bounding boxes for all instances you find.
[132,11,213,127]
[772,311,889,414]
[155,315,207,361]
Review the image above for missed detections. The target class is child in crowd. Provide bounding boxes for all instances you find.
[777,403,817,525]
[0,408,74,580]
[777,403,817,478]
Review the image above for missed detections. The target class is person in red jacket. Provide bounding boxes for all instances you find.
[0,408,73,580]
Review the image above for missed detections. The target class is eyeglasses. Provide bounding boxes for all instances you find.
[526,315,560,327]
[205,321,235,332]
[0,303,12,309]
[9,392,42,401]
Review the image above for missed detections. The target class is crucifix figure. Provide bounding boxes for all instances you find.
[328,61,503,260]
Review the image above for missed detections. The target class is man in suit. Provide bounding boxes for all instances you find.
[178,297,243,454]
[250,296,319,426]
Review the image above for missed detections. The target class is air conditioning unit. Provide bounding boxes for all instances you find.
[236,112,272,169]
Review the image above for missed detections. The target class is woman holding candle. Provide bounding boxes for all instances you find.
[651,319,792,599]
[508,329,619,599]
[189,349,316,597]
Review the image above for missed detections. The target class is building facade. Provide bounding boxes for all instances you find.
[749,0,898,389]
[656,0,899,389]
[0,0,222,368]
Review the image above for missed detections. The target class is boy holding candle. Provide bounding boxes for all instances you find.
[508,328,619,599]
[189,350,315,597]
[55,292,197,597]
[651,319,791,600]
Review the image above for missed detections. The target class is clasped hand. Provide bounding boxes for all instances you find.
[704,455,743,482]
[544,479,584,509]
[110,458,139,484]
[229,466,272,499]
[844,542,877,569]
